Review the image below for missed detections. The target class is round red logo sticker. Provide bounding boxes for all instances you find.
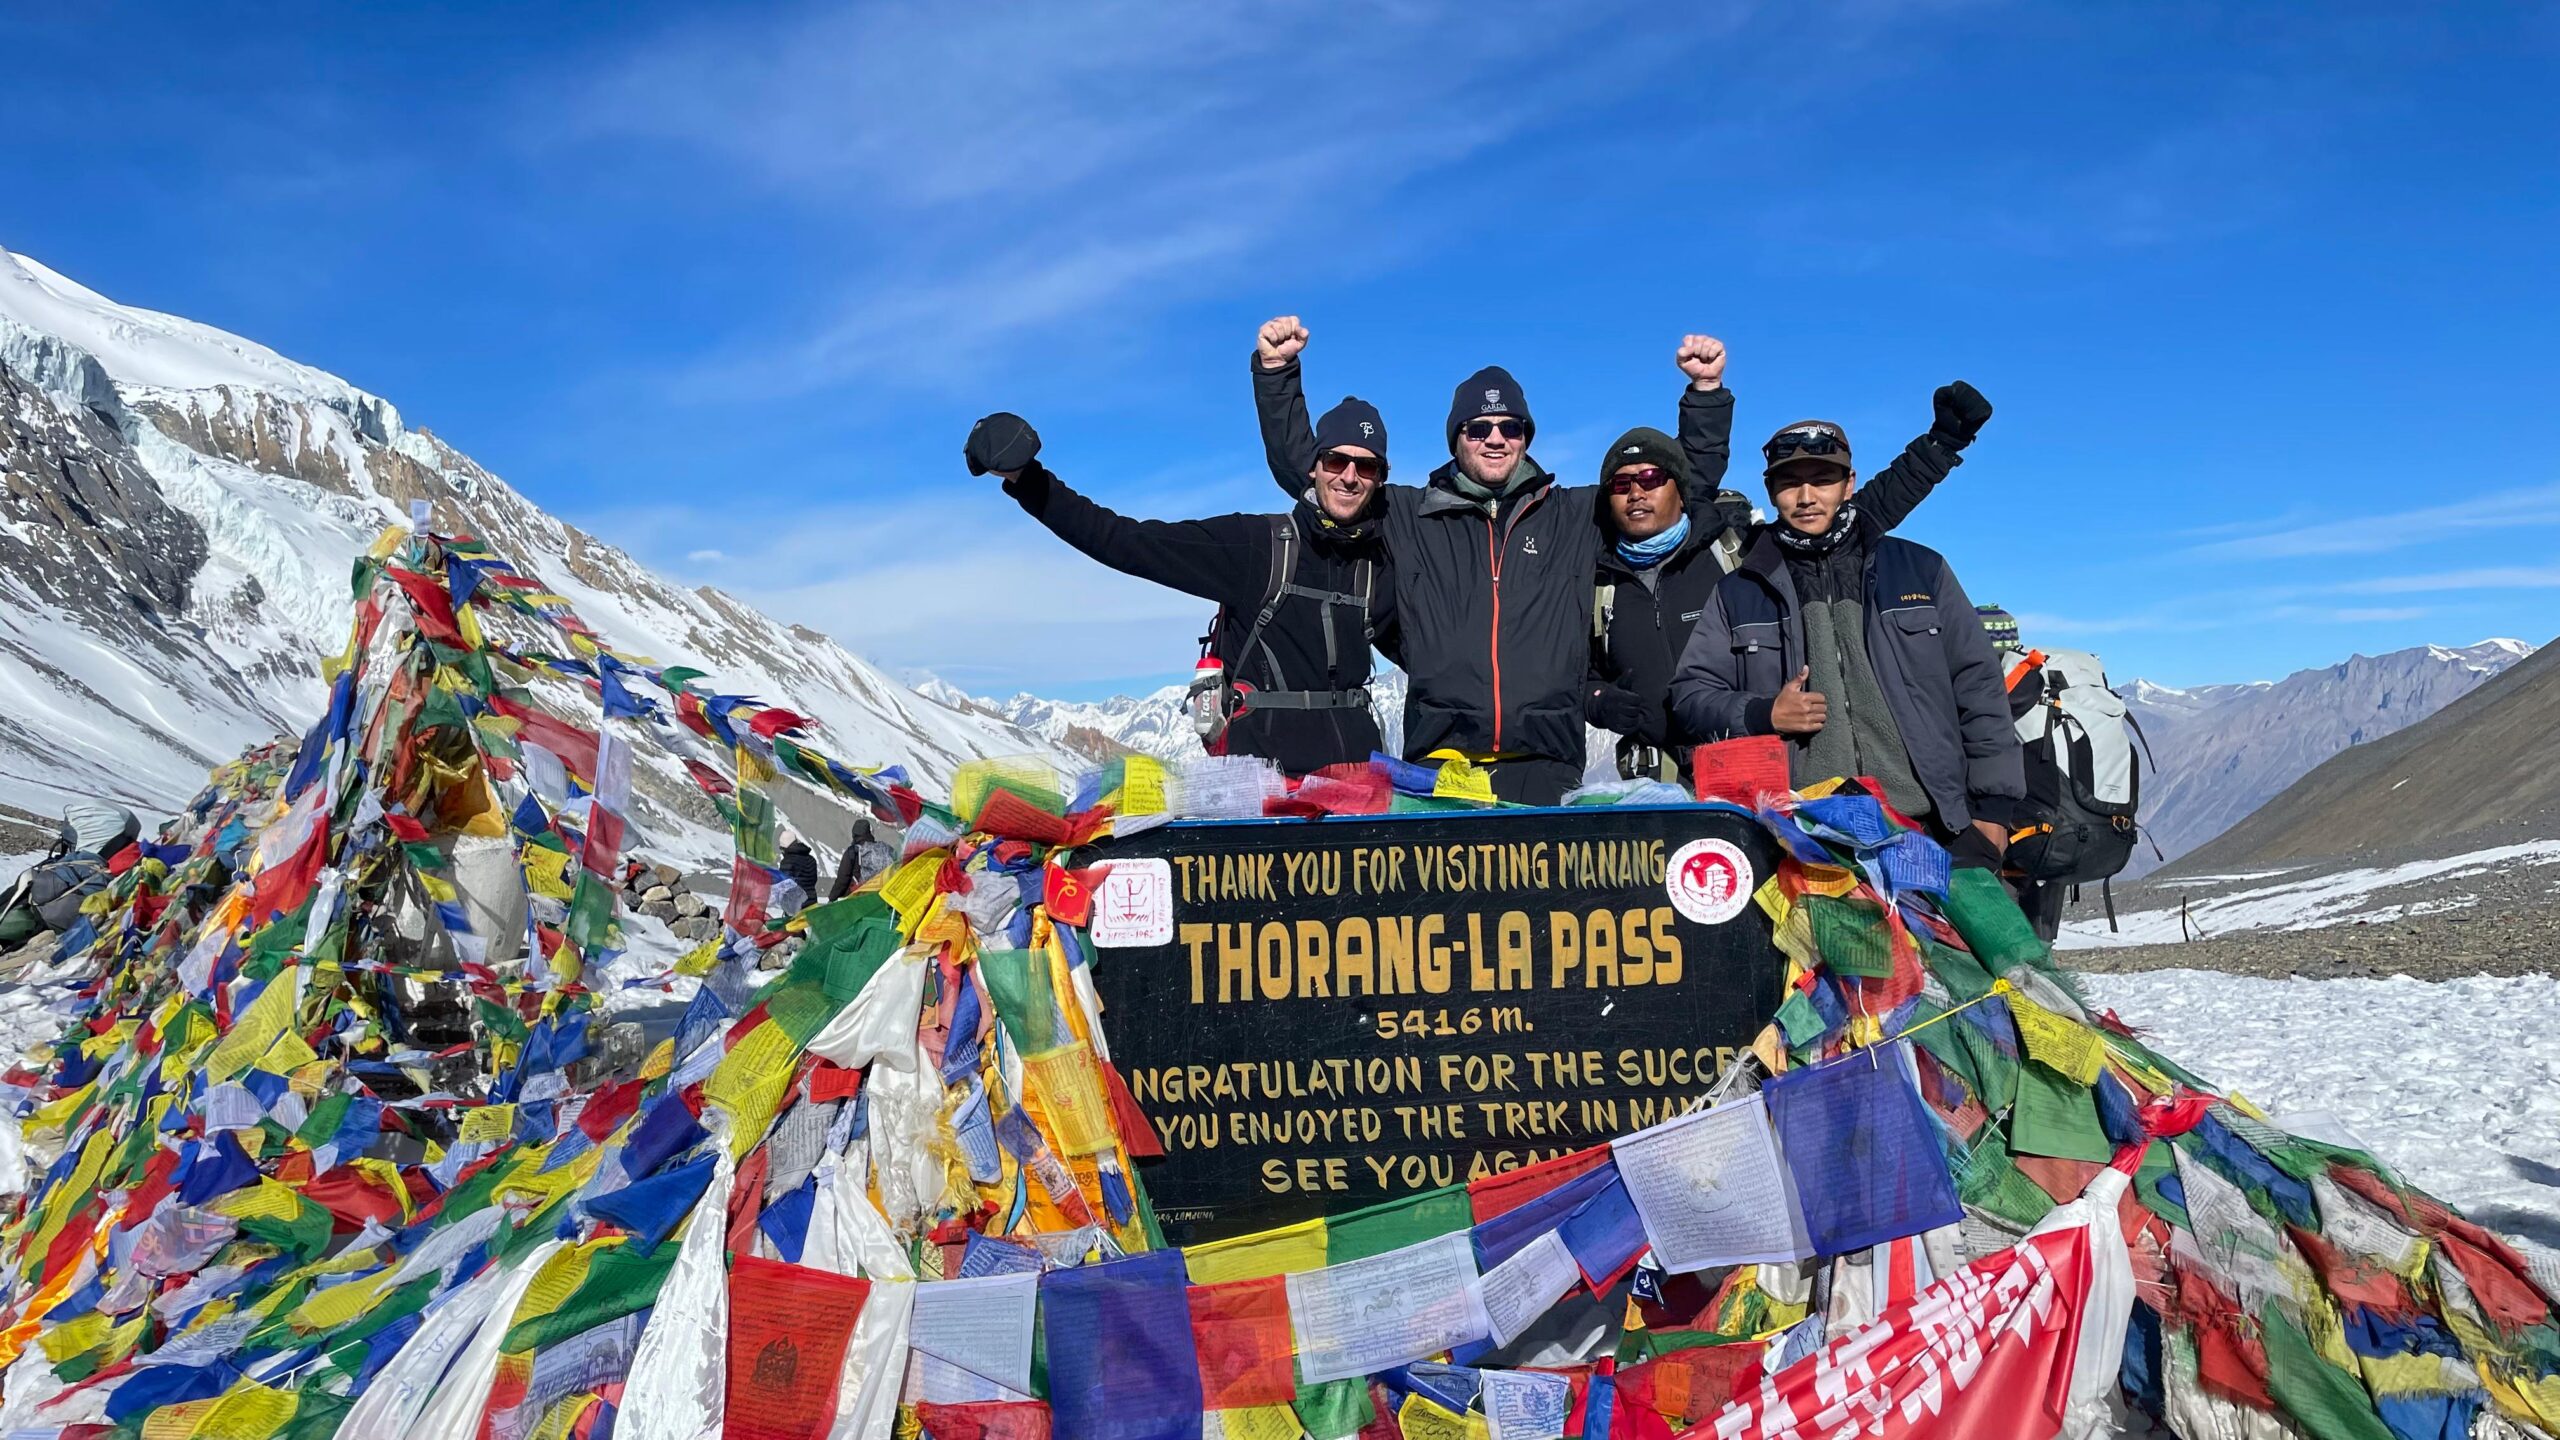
[1665,837,1753,925]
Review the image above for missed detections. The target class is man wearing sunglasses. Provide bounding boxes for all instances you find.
[1257,317,1720,804]
[1586,344,1972,783]
[963,402,1395,776]
[1669,386,2024,867]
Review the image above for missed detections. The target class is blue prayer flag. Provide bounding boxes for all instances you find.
[1765,1042,1963,1256]
[1040,1249,1203,1440]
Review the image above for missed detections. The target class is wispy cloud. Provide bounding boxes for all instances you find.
[2182,481,2560,559]
[2313,565,2560,594]
[543,0,1743,399]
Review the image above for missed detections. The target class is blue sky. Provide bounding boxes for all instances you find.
[6,1,2557,701]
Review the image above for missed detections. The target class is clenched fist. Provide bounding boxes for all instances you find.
[965,413,1041,478]
[1771,666,1828,736]
[1929,381,1993,451]
[1257,315,1309,370]
[1676,334,1728,391]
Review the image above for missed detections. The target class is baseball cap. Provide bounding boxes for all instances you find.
[1762,420,1852,480]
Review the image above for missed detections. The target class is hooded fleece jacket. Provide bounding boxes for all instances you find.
[1669,526,2025,829]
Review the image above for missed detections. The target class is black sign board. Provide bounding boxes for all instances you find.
[1085,804,1784,1243]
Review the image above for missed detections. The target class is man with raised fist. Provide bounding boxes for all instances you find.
[1668,386,2023,866]
[964,404,1395,777]
[1586,339,1971,784]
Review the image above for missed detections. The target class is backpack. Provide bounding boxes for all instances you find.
[2001,647,2153,896]
[1194,516,1376,751]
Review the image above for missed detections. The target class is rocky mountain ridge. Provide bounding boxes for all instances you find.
[0,245,1076,864]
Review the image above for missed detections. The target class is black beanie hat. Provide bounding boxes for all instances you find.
[1598,426,1690,487]
[1445,365,1533,450]
[1314,397,1387,462]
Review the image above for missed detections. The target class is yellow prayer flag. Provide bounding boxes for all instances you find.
[459,1104,519,1146]
[1398,1394,1489,1440]
[1184,1217,1327,1284]
[880,853,944,927]
[524,844,575,901]
[2003,991,2108,1086]
[1120,755,1168,817]
[206,971,300,1084]
[1430,754,1496,804]
[704,1019,801,1160]
[1216,1407,1305,1440]
[1023,1043,1115,1156]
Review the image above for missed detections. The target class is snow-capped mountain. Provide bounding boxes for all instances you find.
[0,245,1076,863]
[2120,638,2535,877]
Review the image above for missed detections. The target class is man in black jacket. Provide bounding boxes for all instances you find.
[1254,319,1726,805]
[1669,395,2022,866]
[966,409,1394,777]
[1585,355,1981,783]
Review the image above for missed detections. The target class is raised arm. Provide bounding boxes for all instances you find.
[1252,315,1320,502]
[1673,334,1735,511]
[1853,381,1992,537]
[966,413,1253,606]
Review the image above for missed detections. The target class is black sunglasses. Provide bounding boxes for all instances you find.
[1605,466,1674,497]
[1763,428,1847,463]
[1316,450,1387,481]
[1461,418,1525,442]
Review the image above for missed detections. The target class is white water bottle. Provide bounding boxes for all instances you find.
[1187,656,1228,742]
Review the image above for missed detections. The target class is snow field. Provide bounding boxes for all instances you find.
[2079,967,2560,1250]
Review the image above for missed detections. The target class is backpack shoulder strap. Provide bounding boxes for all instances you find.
[1233,514,1300,684]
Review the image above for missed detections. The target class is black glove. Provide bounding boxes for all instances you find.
[1928,381,1992,451]
[965,412,1042,476]
[1588,684,1654,735]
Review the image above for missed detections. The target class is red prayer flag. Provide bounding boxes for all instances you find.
[725,855,773,935]
[1187,1276,1295,1410]
[913,1402,1052,1440]
[747,707,812,739]
[723,1254,871,1440]
[387,566,466,644]
[974,789,1072,845]
[1690,736,1791,808]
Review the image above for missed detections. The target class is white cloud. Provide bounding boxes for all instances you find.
[2182,481,2560,559]
[546,0,1745,396]
[684,548,726,563]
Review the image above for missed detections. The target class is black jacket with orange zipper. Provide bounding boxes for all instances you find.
[1256,355,1723,770]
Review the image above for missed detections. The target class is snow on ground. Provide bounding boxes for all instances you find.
[2060,839,2560,949]
[2081,968,2560,1250]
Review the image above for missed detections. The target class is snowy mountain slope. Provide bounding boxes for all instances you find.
[0,245,1075,861]
[2168,633,2560,874]
[2120,638,2534,876]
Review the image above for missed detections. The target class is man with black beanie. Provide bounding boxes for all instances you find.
[965,403,1396,776]
[1254,317,1726,804]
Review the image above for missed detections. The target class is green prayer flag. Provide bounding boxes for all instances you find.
[1940,867,2047,971]
[2261,1302,2396,1440]
[660,665,708,691]
[504,1242,684,1352]
[1805,894,1895,978]
[1324,1186,1472,1263]
[979,948,1061,1052]
[1294,1376,1377,1440]
[2008,1061,2113,1163]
